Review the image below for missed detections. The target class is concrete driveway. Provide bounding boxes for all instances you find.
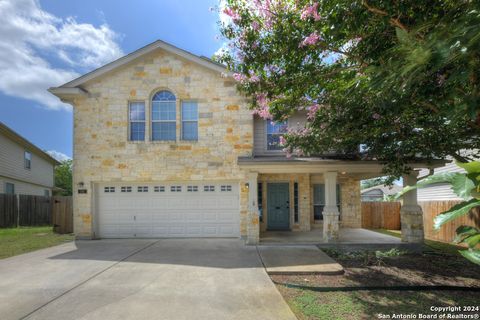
[0,239,296,320]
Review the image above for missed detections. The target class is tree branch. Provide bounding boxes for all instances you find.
[362,1,409,32]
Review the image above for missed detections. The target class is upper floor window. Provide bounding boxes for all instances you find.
[152,90,176,141]
[24,151,31,169]
[181,101,198,141]
[129,102,146,141]
[266,121,288,150]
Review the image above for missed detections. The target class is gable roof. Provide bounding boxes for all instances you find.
[50,40,228,94]
[0,122,61,165]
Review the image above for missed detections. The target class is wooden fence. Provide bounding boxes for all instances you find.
[52,196,73,234]
[421,200,479,243]
[362,200,480,243]
[0,194,18,228]
[361,201,401,230]
[0,194,73,233]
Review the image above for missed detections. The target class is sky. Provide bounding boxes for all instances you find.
[0,0,221,160]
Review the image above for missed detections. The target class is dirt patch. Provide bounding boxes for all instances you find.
[272,249,480,320]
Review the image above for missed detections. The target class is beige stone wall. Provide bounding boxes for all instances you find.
[71,49,253,238]
[308,174,362,229]
[338,177,362,228]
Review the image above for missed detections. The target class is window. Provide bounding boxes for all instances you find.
[204,185,215,192]
[221,185,232,192]
[152,90,176,141]
[313,184,341,221]
[171,186,182,192]
[121,186,132,193]
[258,182,263,222]
[104,186,115,193]
[266,121,288,150]
[294,182,299,223]
[5,183,14,194]
[24,151,32,169]
[129,102,146,141]
[44,189,50,197]
[154,186,165,192]
[181,101,198,140]
[187,185,198,192]
[137,186,148,192]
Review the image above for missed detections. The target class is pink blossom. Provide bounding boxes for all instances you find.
[300,3,321,21]
[279,135,287,146]
[372,113,381,120]
[223,7,241,22]
[249,74,260,83]
[233,73,248,83]
[252,21,260,31]
[252,93,272,120]
[307,104,320,120]
[252,106,272,120]
[299,32,322,48]
[256,93,268,108]
[253,0,274,29]
[248,70,260,83]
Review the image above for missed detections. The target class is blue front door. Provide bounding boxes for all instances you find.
[267,183,290,230]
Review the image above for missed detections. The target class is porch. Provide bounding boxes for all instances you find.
[260,228,400,245]
[239,156,445,245]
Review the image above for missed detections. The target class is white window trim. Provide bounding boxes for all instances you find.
[265,119,288,152]
[151,100,177,141]
[128,101,146,142]
[181,101,199,141]
[24,150,32,170]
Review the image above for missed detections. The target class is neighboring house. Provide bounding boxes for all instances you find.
[417,160,464,201]
[49,40,440,244]
[361,185,403,202]
[0,122,59,196]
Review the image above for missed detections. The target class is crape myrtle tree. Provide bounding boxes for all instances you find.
[215,0,480,181]
[216,0,480,263]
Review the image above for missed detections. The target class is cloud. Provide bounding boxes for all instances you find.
[0,0,124,110]
[46,150,71,162]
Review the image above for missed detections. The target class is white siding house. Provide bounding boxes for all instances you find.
[0,122,59,196]
[417,161,465,201]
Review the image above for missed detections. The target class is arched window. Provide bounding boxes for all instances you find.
[151,90,176,141]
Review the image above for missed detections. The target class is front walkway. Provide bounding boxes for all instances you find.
[0,239,296,320]
[261,228,401,245]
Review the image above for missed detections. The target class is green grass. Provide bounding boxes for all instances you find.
[372,229,465,255]
[0,226,74,259]
[284,287,480,320]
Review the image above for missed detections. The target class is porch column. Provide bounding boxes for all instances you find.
[400,171,424,243]
[323,171,340,242]
[246,172,260,245]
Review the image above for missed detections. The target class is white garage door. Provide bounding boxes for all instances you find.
[96,182,240,238]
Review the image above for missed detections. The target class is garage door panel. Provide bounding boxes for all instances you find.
[97,182,240,238]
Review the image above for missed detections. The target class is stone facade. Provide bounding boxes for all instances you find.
[62,44,368,244]
[70,49,252,238]
[258,173,361,235]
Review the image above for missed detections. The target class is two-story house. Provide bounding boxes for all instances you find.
[49,40,439,244]
[0,122,59,196]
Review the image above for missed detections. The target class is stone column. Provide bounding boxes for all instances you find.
[299,174,311,231]
[323,171,340,242]
[400,171,424,243]
[246,172,260,245]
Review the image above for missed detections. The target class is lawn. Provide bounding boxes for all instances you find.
[274,238,480,320]
[0,226,74,259]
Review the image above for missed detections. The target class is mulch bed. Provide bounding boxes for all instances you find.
[271,250,480,289]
